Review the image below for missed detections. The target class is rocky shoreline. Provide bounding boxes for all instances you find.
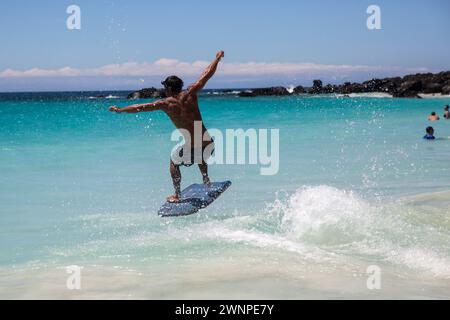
[127,71,450,99]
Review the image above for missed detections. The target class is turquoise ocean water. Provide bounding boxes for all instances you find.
[0,92,449,299]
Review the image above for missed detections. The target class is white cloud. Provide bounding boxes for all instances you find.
[0,59,428,79]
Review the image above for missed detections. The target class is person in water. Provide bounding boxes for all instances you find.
[428,112,440,121]
[109,51,225,203]
[444,105,450,119]
[423,126,435,140]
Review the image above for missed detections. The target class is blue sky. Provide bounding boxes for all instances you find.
[0,0,449,91]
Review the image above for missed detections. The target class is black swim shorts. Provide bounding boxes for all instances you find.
[171,143,215,167]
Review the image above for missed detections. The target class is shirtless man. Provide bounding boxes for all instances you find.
[444,105,449,119]
[428,112,440,121]
[109,51,224,202]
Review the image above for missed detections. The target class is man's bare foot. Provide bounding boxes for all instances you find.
[167,194,180,203]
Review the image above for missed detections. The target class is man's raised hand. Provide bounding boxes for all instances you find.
[216,51,225,60]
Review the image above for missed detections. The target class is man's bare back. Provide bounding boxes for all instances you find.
[109,51,225,202]
[161,91,211,147]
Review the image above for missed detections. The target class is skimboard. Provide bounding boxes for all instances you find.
[158,181,232,217]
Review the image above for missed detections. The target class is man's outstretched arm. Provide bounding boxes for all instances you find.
[188,51,224,94]
[109,99,167,114]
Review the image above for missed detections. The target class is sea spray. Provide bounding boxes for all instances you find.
[265,186,450,278]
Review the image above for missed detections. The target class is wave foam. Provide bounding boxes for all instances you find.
[273,186,373,243]
[48,186,450,280]
[336,92,393,98]
[264,186,450,278]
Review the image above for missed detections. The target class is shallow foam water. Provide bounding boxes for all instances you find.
[0,93,449,299]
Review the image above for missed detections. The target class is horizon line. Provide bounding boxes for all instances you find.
[2,69,450,94]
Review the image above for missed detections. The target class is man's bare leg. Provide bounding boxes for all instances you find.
[168,160,181,202]
[198,162,211,185]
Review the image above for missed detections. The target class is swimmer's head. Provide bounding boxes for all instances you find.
[445,105,449,111]
[426,126,434,135]
[431,112,436,116]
